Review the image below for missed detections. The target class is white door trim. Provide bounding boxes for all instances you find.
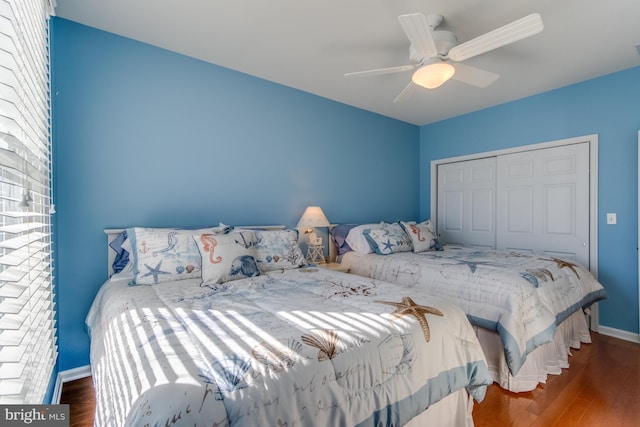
[430,134,599,328]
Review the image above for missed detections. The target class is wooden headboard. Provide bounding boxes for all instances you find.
[104,225,286,277]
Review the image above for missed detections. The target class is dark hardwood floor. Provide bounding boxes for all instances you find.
[61,332,639,426]
[59,374,95,427]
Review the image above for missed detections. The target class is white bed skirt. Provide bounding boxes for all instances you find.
[476,309,591,392]
[406,387,475,427]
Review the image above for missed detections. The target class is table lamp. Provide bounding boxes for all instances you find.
[297,206,330,263]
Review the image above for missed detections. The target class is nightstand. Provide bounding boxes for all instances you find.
[319,262,350,273]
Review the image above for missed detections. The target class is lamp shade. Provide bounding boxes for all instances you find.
[297,206,330,229]
[412,62,455,89]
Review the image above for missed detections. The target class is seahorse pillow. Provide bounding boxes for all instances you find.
[253,229,306,272]
[400,220,441,252]
[128,226,228,285]
[194,230,261,285]
[363,222,413,255]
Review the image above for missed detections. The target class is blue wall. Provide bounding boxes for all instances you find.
[51,18,419,371]
[51,15,639,372]
[419,66,640,335]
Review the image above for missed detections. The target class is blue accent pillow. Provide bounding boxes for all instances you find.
[109,230,130,274]
[329,224,357,255]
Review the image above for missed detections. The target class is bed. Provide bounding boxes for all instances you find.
[87,226,493,426]
[332,221,608,392]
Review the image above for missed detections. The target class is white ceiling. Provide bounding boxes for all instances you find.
[53,0,640,126]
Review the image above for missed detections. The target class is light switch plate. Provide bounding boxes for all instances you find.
[606,213,617,224]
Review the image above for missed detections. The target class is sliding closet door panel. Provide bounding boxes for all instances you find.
[496,143,589,267]
[472,189,494,233]
[506,186,533,233]
[437,157,496,248]
[443,191,464,232]
[546,184,575,234]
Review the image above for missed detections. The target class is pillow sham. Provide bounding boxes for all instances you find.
[400,220,443,252]
[128,226,225,285]
[363,222,413,255]
[194,230,261,285]
[109,230,130,274]
[345,223,384,254]
[329,224,357,255]
[253,229,306,271]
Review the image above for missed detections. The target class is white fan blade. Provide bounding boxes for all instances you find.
[344,64,416,79]
[393,81,418,103]
[451,63,499,88]
[398,13,438,59]
[448,13,543,62]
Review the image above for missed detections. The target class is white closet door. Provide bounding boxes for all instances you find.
[496,143,590,267]
[437,157,496,248]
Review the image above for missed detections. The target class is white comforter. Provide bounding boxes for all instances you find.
[341,248,607,376]
[87,267,492,427]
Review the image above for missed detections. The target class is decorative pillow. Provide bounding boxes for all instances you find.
[194,230,261,285]
[128,227,224,285]
[109,230,130,274]
[329,224,357,255]
[363,223,413,255]
[253,229,306,271]
[400,220,443,252]
[345,223,384,254]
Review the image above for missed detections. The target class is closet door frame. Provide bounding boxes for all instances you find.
[430,134,599,329]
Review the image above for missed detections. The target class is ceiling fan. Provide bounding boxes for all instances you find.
[344,13,544,102]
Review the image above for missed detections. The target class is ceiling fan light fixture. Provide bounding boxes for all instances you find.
[412,62,455,89]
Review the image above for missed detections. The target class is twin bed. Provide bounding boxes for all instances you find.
[332,221,607,392]
[87,226,493,426]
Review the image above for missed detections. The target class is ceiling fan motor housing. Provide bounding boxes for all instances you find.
[409,30,457,62]
[433,31,457,56]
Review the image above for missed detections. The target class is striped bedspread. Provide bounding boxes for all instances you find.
[341,247,607,375]
[87,267,492,427]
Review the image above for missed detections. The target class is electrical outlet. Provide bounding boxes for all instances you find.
[606,213,617,225]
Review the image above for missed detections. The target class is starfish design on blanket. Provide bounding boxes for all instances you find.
[447,259,493,273]
[376,297,443,342]
[142,260,171,284]
[540,257,580,279]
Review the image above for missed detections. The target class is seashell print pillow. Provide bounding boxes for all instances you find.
[400,220,443,252]
[128,225,228,285]
[193,230,261,286]
[253,229,307,272]
[363,222,413,255]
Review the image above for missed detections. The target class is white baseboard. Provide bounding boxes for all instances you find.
[52,365,92,404]
[598,325,640,344]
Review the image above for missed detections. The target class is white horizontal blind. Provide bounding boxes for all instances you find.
[0,0,55,404]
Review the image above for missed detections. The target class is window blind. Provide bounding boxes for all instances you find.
[0,0,55,404]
